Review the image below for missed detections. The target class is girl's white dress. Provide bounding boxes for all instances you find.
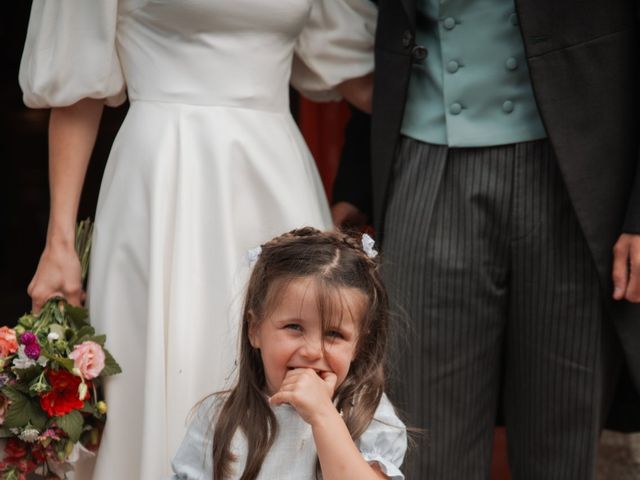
[19,1,375,479]
[170,393,407,479]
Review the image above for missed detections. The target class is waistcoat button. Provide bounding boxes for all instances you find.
[443,17,456,30]
[450,102,462,115]
[502,100,515,113]
[505,57,518,70]
[412,45,428,63]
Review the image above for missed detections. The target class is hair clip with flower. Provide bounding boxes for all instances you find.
[361,233,378,258]
[246,245,262,266]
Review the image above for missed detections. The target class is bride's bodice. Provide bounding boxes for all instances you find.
[119,0,314,111]
[20,0,376,113]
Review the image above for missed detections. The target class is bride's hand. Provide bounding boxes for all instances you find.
[28,242,84,314]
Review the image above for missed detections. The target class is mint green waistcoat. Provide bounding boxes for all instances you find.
[401,0,547,147]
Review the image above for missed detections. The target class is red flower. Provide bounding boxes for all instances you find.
[39,369,88,417]
[4,438,27,461]
[30,444,46,464]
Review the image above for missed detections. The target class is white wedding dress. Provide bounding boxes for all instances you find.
[19,1,375,478]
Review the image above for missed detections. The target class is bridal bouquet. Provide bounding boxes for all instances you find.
[0,220,121,480]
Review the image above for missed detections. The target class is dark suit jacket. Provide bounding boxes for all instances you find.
[333,0,640,424]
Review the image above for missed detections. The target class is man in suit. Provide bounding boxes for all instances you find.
[332,1,640,478]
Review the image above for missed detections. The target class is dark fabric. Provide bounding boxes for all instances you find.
[607,365,640,432]
[331,106,372,216]
[330,0,640,421]
[383,138,621,479]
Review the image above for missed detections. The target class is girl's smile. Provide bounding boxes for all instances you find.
[249,277,366,396]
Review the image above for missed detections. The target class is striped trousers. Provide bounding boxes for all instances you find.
[383,138,620,479]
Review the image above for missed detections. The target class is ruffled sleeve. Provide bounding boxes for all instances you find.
[170,397,218,480]
[19,0,126,108]
[357,393,408,479]
[291,0,377,101]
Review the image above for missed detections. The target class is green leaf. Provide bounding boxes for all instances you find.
[55,409,83,443]
[80,402,96,415]
[27,398,47,431]
[17,314,35,329]
[2,388,30,428]
[100,349,122,377]
[72,325,96,345]
[2,467,21,480]
[2,386,28,404]
[86,335,106,347]
[41,352,75,373]
[2,387,49,431]
[65,304,90,329]
[6,382,30,395]
[14,365,42,383]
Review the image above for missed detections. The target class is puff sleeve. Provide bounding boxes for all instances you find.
[170,397,217,480]
[19,0,126,108]
[291,0,377,101]
[357,393,408,479]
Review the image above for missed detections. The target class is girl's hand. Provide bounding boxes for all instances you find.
[28,242,84,314]
[269,368,339,425]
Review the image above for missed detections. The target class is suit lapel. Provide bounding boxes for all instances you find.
[399,0,416,29]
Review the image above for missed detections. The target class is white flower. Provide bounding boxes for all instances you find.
[361,233,378,258]
[18,427,40,443]
[47,332,60,342]
[78,382,88,401]
[12,345,48,369]
[46,442,95,478]
[246,246,262,266]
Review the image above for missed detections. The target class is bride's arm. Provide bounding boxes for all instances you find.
[28,98,104,313]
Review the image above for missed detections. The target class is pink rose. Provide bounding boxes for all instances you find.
[68,341,105,380]
[0,327,19,358]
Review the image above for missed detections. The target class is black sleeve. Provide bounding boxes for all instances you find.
[332,105,373,219]
[623,155,640,234]
[622,0,640,233]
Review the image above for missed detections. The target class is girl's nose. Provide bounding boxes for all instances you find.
[300,336,323,360]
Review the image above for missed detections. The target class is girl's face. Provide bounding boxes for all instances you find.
[249,277,366,396]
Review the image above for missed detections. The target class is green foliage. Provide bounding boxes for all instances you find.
[0,219,123,478]
[65,304,90,330]
[71,325,96,346]
[14,365,42,384]
[2,387,47,431]
[100,349,122,377]
[55,410,83,443]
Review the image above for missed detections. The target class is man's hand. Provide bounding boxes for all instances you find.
[331,202,368,229]
[612,233,640,303]
[336,74,373,114]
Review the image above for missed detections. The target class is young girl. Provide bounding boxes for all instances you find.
[170,227,407,479]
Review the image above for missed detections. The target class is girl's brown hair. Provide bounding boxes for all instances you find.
[212,227,389,480]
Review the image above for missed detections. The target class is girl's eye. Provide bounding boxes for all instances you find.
[326,330,344,340]
[284,324,302,332]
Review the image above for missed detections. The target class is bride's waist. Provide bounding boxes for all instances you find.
[128,92,291,114]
